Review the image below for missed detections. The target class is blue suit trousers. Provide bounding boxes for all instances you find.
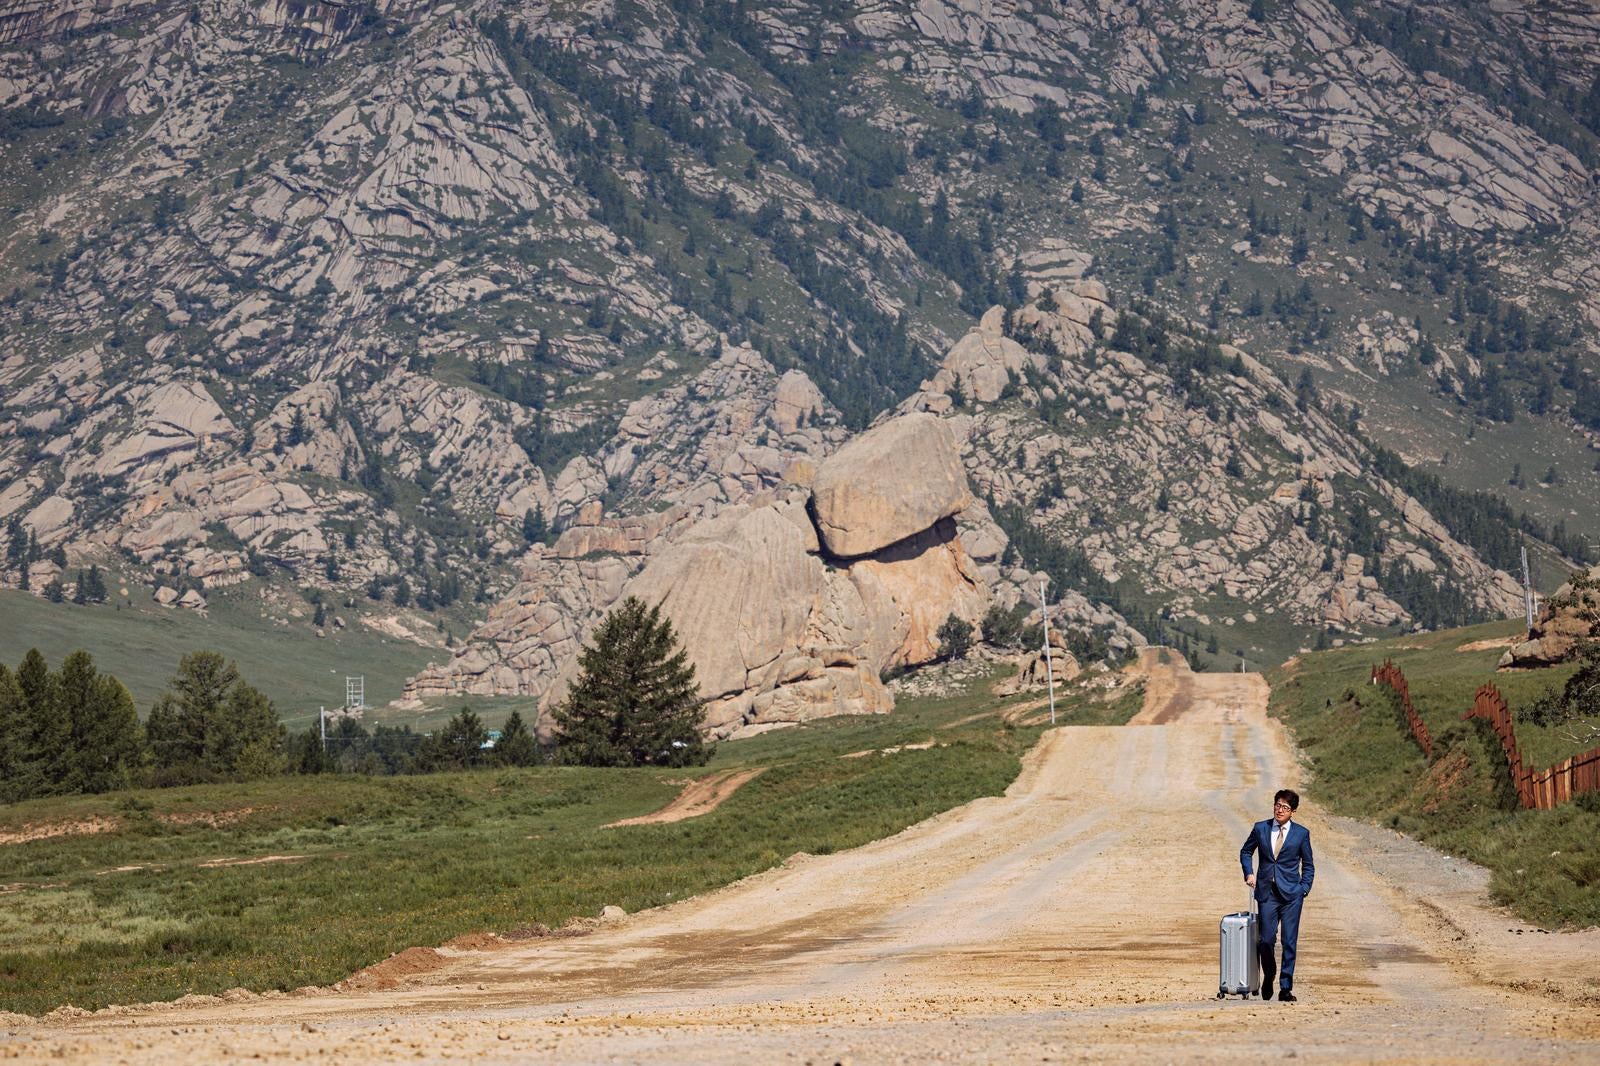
[1258,889,1303,987]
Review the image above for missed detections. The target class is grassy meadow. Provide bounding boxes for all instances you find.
[1269,619,1600,929]
[0,587,443,728]
[0,666,1142,1016]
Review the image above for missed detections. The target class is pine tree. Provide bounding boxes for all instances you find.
[4,516,24,571]
[552,596,709,767]
[0,663,23,802]
[16,649,70,798]
[58,650,142,794]
[522,505,547,545]
[84,565,107,603]
[494,709,539,767]
[421,707,489,770]
[147,651,283,781]
[294,723,332,775]
[936,613,975,661]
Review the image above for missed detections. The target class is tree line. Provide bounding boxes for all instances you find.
[1,597,715,804]
[0,648,288,801]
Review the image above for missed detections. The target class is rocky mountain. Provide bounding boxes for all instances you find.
[2,0,1598,713]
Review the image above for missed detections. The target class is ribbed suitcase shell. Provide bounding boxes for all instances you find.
[1218,908,1260,998]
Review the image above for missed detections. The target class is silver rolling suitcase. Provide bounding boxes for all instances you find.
[1217,891,1259,999]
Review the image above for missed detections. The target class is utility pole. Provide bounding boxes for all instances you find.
[319,705,327,755]
[1521,545,1536,632]
[1040,578,1056,725]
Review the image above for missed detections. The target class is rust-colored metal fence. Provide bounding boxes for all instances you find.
[1369,659,1433,757]
[1371,660,1600,810]
[1461,682,1600,810]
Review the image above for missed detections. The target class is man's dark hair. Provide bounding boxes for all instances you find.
[1273,788,1300,811]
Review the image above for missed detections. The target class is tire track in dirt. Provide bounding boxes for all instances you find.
[604,768,765,827]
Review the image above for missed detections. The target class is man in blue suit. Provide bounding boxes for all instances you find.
[1240,788,1314,1002]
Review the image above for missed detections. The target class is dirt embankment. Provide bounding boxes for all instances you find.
[0,817,118,847]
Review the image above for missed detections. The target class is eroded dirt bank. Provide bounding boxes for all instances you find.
[6,657,1597,1064]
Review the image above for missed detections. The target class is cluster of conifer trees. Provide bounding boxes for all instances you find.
[2,595,713,803]
[0,649,141,801]
[0,649,286,802]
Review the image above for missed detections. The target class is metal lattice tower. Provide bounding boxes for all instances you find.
[1521,546,1536,632]
[345,675,366,711]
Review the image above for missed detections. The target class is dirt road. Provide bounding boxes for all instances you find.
[9,657,1598,1063]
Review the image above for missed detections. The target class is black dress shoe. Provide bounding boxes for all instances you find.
[1279,989,1297,1003]
[1259,981,1274,1001]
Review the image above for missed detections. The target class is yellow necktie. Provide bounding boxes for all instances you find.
[1273,826,1284,858]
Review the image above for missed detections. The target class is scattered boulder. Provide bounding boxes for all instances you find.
[930,305,1040,404]
[995,630,1083,696]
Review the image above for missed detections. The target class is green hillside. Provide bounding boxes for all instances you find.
[1270,620,1599,928]
[0,588,440,727]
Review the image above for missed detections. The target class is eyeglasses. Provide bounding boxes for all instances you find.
[1273,803,1293,810]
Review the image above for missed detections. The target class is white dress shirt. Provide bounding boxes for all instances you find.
[1272,818,1292,858]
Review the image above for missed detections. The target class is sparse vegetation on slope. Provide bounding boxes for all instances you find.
[3,0,1600,648]
[1269,622,1600,928]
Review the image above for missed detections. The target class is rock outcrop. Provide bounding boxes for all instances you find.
[1499,567,1600,669]
[534,413,989,739]
[1,0,1589,686]
[995,631,1083,697]
[904,291,1525,644]
[398,344,846,706]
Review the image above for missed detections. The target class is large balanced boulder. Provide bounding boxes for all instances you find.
[811,412,970,558]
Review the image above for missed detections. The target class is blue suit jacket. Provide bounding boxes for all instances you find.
[1240,819,1314,903]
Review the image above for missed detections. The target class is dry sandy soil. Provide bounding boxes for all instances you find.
[604,769,766,827]
[6,657,1598,1064]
